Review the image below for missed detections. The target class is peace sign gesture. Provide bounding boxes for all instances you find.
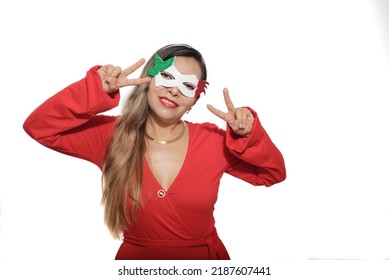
[207,88,254,137]
[98,58,151,94]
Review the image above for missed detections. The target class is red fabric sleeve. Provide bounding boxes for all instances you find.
[225,108,286,187]
[23,66,120,168]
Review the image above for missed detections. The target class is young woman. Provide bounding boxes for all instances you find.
[23,44,286,260]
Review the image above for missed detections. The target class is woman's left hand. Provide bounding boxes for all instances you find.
[207,88,254,137]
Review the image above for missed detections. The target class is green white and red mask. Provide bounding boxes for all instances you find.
[147,54,209,98]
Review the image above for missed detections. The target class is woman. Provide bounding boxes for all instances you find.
[23,44,286,260]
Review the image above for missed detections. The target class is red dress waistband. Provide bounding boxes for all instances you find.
[122,231,223,260]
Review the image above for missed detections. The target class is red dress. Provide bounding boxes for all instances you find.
[23,66,286,260]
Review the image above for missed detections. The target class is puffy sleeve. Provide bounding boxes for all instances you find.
[23,66,120,168]
[225,108,286,187]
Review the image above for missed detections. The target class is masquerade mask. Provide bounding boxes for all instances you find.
[147,54,209,98]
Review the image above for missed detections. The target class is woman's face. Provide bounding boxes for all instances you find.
[147,56,202,123]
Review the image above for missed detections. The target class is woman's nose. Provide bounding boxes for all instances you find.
[169,86,180,96]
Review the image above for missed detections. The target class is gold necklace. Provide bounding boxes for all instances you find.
[145,120,186,144]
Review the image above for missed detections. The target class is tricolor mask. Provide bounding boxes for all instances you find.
[147,54,209,98]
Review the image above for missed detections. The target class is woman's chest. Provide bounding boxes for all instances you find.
[145,134,189,192]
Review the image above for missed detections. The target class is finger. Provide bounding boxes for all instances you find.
[228,118,252,136]
[207,104,227,121]
[107,77,118,90]
[121,58,146,77]
[110,66,122,78]
[240,109,248,129]
[99,65,114,80]
[126,77,151,86]
[223,88,235,112]
[99,65,108,74]
[242,108,253,125]
[229,120,241,131]
[104,64,116,76]
[235,108,244,129]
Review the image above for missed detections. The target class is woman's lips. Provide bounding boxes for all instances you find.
[159,97,178,109]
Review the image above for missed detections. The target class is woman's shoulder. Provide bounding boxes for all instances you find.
[185,121,226,138]
[185,121,228,154]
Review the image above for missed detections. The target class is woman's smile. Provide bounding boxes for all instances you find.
[159,96,179,109]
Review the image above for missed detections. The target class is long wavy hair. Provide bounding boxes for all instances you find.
[101,44,207,238]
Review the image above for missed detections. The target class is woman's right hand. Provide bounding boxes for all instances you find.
[98,58,151,94]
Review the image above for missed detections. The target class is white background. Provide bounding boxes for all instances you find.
[1,0,389,279]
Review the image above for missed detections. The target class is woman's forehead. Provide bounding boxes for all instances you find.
[173,56,202,79]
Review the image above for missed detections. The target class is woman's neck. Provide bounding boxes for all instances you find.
[145,116,184,140]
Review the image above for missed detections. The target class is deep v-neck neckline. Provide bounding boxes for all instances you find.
[144,121,191,193]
